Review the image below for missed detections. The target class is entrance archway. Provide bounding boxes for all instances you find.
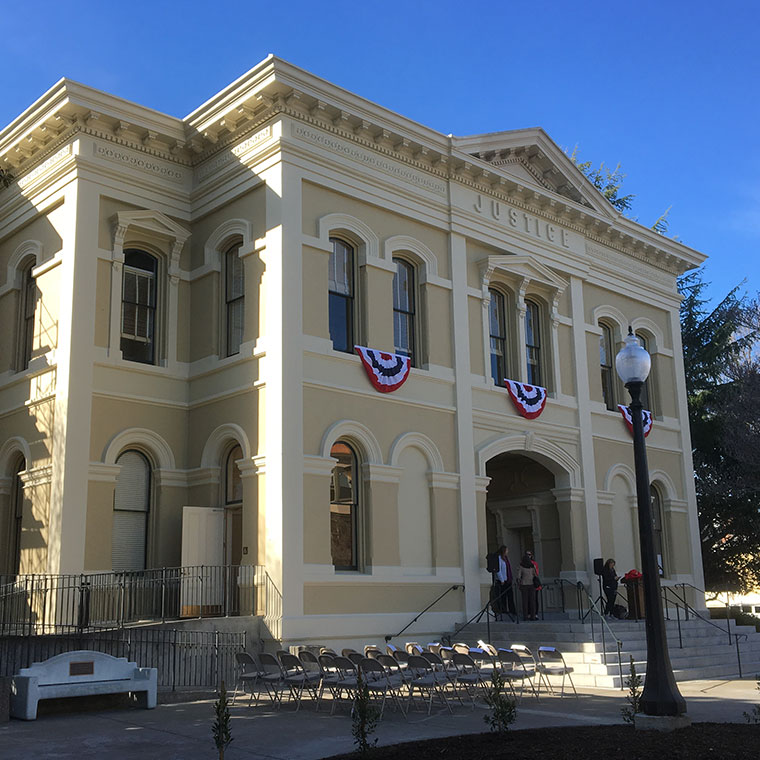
[485,453,561,578]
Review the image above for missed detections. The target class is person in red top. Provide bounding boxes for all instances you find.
[527,550,541,617]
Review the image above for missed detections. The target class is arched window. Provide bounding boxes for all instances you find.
[225,243,244,356]
[121,249,158,364]
[489,288,507,386]
[636,333,653,413]
[225,444,243,505]
[9,457,25,574]
[112,450,151,571]
[599,323,616,410]
[328,238,354,353]
[392,258,415,363]
[19,263,37,370]
[650,484,665,576]
[330,440,359,570]
[525,300,542,387]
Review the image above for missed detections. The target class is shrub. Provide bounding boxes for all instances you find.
[352,668,379,757]
[483,669,517,733]
[212,680,233,760]
[621,656,642,724]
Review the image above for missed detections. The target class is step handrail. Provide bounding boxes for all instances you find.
[579,584,624,689]
[441,581,521,646]
[384,584,461,643]
[663,583,749,677]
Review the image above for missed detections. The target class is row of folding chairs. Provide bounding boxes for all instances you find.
[232,641,575,717]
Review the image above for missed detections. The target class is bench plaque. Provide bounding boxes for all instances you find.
[69,661,94,676]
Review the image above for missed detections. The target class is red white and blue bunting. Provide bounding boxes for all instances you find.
[505,380,548,419]
[355,346,411,393]
[617,404,653,438]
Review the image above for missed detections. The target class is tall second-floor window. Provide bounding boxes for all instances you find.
[392,258,415,363]
[489,288,507,386]
[328,238,354,353]
[600,323,616,410]
[20,263,37,370]
[121,249,157,364]
[225,244,244,356]
[525,300,542,387]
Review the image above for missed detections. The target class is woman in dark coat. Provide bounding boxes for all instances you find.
[602,558,619,616]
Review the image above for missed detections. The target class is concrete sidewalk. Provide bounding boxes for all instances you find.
[0,678,757,760]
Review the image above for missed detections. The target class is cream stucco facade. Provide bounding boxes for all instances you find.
[0,56,706,645]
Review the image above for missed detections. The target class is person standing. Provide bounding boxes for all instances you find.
[495,545,516,619]
[602,558,619,616]
[517,553,538,620]
[527,550,541,618]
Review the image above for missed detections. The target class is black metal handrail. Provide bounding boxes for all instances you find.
[384,584,462,643]
[579,584,624,689]
[662,582,749,677]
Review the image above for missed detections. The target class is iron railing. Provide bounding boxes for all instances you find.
[0,627,246,691]
[384,585,462,644]
[0,565,263,635]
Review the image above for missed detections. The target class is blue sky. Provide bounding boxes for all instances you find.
[3,0,757,307]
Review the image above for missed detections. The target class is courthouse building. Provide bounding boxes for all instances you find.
[0,56,705,644]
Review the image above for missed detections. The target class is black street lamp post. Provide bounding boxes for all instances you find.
[616,328,687,717]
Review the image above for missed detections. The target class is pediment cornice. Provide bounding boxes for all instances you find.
[1,58,706,278]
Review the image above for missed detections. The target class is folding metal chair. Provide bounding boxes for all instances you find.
[509,643,540,699]
[257,652,289,708]
[232,651,263,705]
[536,646,577,697]
[405,654,452,715]
[452,652,489,708]
[278,652,320,710]
[357,657,406,719]
[495,648,531,702]
[328,656,358,714]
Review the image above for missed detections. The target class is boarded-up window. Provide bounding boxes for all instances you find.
[112,450,151,571]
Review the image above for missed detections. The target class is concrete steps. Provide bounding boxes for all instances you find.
[449,616,760,689]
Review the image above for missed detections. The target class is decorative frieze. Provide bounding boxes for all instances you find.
[94,142,188,183]
[17,145,72,189]
[291,122,448,196]
[195,125,273,183]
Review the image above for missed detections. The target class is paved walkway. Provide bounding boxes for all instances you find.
[1,678,757,760]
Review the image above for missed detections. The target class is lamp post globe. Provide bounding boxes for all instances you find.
[616,327,686,717]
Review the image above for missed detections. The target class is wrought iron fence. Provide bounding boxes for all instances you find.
[0,627,246,690]
[0,565,263,635]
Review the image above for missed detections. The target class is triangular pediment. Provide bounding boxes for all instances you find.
[114,210,190,244]
[453,128,617,219]
[482,254,568,293]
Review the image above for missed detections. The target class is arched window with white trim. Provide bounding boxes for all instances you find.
[599,322,616,410]
[19,262,37,370]
[650,483,666,576]
[392,257,416,363]
[225,242,245,356]
[330,440,360,570]
[112,450,151,571]
[328,238,355,353]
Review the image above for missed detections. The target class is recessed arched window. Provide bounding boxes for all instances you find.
[489,288,507,386]
[599,323,616,410]
[121,249,158,364]
[650,484,665,576]
[330,440,359,570]
[225,243,244,356]
[112,450,151,571]
[9,457,25,574]
[636,332,653,413]
[525,300,542,387]
[392,258,415,363]
[225,444,243,505]
[328,238,354,353]
[19,263,37,370]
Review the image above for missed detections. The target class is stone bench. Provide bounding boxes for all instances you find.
[10,650,157,720]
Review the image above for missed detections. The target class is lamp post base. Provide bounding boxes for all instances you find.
[634,714,692,732]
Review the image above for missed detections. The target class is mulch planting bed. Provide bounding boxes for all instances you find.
[325,723,759,759]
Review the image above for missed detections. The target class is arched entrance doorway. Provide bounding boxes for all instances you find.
[485,453,561,580]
